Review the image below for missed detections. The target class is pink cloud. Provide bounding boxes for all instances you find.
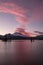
[0,2,29,29]
[0,2,43,33]
[29,6,43,22]
[16,16,28,25]
[0,3,25,17]
[15,28,37,37]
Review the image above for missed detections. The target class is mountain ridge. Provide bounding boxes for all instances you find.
[0,32,43,41]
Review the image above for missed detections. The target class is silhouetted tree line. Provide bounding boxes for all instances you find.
[0,33,43,41]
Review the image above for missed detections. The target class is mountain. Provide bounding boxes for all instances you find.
[36,35,43,37]
[0,33,43,41]
[36,35,43,40]
[13,32,27,37]
[0,35,3,39]
[0,33,30,41]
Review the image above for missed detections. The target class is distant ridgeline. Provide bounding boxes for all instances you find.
[0,33,43,41]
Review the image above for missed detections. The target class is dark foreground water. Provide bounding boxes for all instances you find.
[0,40,43,65]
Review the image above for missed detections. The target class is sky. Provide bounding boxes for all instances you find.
[0,0,43,35]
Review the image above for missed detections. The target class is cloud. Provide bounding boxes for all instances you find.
[32,6,43,21]
[0,2,29,29]
[34,31,43,34]
[16,16,28,25]
[0,1,43,31]
[15,28,37,37]
[0,2,25,17]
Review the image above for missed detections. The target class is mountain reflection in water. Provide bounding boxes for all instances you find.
[0,40,43,65]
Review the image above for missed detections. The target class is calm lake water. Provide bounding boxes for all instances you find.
[0,40,43,65]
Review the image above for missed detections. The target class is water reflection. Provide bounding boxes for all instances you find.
[12,40,32,65]
[0,40,43,65]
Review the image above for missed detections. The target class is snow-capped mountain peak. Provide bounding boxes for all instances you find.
[13,32,26,37]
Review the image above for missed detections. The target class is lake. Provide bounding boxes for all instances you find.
[0,40,43,65]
